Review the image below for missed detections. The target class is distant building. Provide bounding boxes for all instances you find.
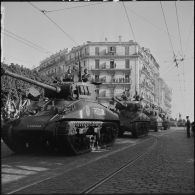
[36,38,172,115]
[158,77,172,116]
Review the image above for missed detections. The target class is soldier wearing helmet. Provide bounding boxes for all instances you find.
[82,68,91,82]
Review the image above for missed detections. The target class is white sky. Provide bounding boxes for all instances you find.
[1,1,194,120]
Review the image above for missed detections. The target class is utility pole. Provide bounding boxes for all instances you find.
[78,51,82,82]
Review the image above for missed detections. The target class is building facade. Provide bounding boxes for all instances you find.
[158,77,172,115]
[37,39,172,115]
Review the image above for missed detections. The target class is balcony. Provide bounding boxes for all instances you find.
[91,68,131,73]
[92,78,131,85]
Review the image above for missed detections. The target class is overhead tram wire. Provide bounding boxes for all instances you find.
[184,16,194,54]
[122,1,137,94]
[175,1,186,92]
[4,29,52,54]
[28,2,78,45]
[160,1,186,115]
[3,31,52,54]
[160,1,177,63]
[124,5,177,41]
[160,64,176,76]
[122,2,136,42]
[44,2,104,13]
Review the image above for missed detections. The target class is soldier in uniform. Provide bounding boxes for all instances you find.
[185,116,191,138]
[82,68,91,82]
[133,91,140,101]
[64,66,74,82]
[121,88,130,101]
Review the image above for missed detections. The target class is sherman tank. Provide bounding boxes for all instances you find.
[159,112,170,130]
[143,106,163,132]
[1,68,119,155]
[112,97,150,138]
[162,117,170,130]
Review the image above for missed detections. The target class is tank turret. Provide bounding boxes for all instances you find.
[1,67,119,155]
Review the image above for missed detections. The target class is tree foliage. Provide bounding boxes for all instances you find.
[1,62,53,109]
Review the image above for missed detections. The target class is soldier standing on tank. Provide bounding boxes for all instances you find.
[133,91,140,101]
[185,116,191,138]
[82,68,91,82]
[121,89,130,101]
[64,66,74,81]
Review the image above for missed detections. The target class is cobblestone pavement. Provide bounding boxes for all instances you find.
[91,128,194,194]
[2,128,194,194]
[8,135,155,194]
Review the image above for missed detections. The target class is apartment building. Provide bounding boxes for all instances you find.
[37,39,172,114]
[158,77,172,115]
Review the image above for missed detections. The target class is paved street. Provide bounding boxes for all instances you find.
[91,128,194,194]
[1,127,194,194]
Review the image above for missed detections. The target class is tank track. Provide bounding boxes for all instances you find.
[2,121,119,155]
[118,121,149,138]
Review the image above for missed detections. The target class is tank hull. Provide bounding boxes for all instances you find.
[162,120,171,130]
[118,111,150,138]
[149,115,163,132]
[1,100,119,155]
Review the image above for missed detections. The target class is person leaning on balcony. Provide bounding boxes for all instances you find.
[82,68,91,82]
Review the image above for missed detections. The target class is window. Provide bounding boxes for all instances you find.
[95,47,99,55]
[95,75,99,82]
[109,46,116,53]
[95,59,100,69]
[110,60,115,69]
[125,59,130,68]
[125,74,130,83]
[125,46,129,55]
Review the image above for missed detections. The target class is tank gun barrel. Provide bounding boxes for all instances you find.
[1,68,61,93]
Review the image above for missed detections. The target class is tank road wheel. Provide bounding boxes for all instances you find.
[138,122,147,137]
[131,123,138,138]
[118,127,125,137]
[154,125,158,132]
[61,134,91,155]
[99,122,118,147]
[2,125,28,153]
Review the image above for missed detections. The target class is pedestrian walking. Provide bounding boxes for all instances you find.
[185,116,191,138]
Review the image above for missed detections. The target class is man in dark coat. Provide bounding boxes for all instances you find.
[185,116,191,138]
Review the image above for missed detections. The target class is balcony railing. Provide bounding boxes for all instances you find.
[92,78,131,84]
[91,68,131,73]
